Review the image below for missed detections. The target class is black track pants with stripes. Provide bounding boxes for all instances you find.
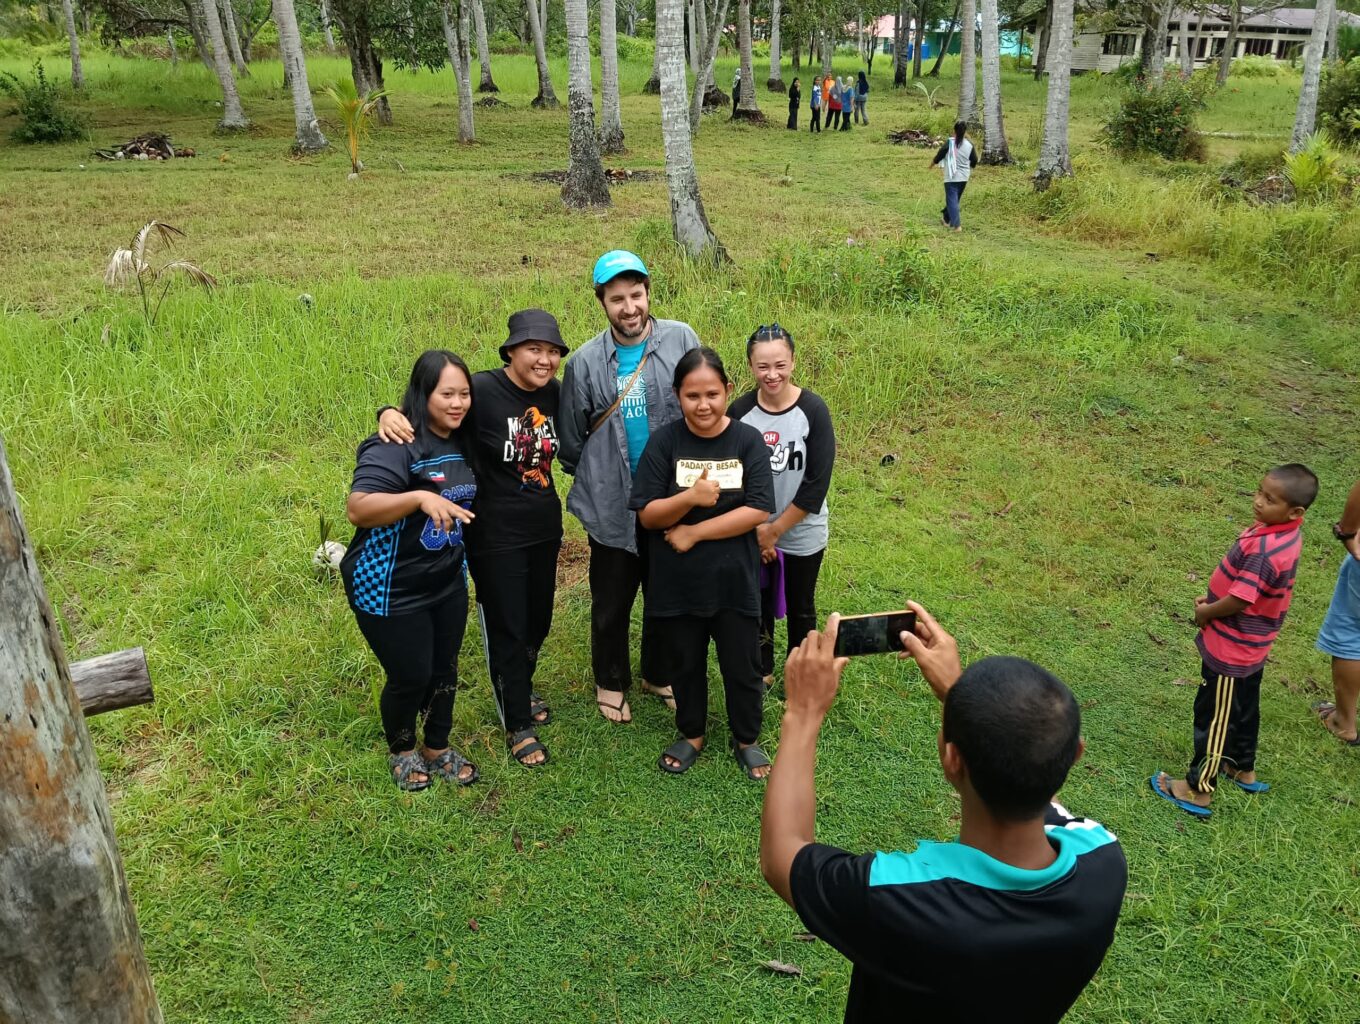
[1186,661,1264,793]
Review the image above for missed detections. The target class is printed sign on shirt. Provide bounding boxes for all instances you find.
[675,458,744,489]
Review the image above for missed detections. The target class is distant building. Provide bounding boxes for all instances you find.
[862,13,1023,63]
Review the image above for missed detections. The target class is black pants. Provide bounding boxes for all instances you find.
[787,105,798,130]
[810,108,821,132]
[587,531,662,692]
[354,589,468,754]
[469,538,560,734]
[1186,661,1264,794]
[760,549,826,677]
[840,107,851,131]
[827,108,840,130]
[664,611,763,745]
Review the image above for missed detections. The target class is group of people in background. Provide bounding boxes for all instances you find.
[786,71,869,132]
[344,250,836,790]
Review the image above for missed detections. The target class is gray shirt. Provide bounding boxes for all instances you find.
[558,318,701,553]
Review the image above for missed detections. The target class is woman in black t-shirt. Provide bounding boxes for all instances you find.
[630,348,776,780]
[344,350,480,792]
[379,310,567,768]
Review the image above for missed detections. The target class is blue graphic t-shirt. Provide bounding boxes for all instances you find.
[342,429,476,617]
[615,341,650,475]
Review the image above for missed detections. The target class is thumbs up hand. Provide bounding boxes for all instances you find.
[689,465,720,508]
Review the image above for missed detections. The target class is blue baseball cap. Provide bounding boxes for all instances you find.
[592,250,649,288]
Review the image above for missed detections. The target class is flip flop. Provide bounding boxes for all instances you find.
[1218,768,1270,793]
[658,737,700,774]
[1149,772,1211,818]
[641,680,677,711]
[595,688,632,724]
[1314,702,1360,745]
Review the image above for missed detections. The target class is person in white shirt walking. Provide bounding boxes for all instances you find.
[929,120,979,232]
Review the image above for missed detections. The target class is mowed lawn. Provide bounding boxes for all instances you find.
[2,48,1359,1024]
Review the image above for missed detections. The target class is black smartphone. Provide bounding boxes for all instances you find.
[832,611,918,658]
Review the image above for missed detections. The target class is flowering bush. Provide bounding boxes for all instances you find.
[1099,76,1208,161]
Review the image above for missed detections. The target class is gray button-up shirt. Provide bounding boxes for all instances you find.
[558,317,701,553]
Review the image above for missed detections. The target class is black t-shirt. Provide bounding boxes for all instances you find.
[628,418,775,618]
[463,369,563,553]
[789,802,1127,1024]
[342,429,477,616]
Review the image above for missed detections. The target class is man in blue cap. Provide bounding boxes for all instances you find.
[559,251,701,724]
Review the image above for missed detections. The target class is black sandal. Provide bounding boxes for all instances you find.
[595,688,632,723]
[426,748,479,786]
[731,739,771,781]
[641,680,677,710]
[659,737,701,774]
[387,751,432,792]
[530,691,552,725]
[508,727,550,768]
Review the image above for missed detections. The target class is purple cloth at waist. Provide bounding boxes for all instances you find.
[759,549,787,619]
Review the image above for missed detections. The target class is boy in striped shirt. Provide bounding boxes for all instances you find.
[1152,464,1318,818]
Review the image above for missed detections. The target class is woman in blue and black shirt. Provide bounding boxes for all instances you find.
[343,350,480,792]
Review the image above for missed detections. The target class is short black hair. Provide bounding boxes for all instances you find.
[399,349,471,437]
[673,346,730,391]
[942,657,1082,822]
[1267,463,1319,509]
[594,270,650,301]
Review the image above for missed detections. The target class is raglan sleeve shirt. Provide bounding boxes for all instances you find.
[791,393,835,515]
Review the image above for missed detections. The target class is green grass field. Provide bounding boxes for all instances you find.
[2,45,1359,1023]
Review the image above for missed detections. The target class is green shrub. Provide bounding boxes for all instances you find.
[1336,23,1360,62]
[1318,57,1360,148]
[1224,142,1285,180]
[0,61,90,143]
[488,29,525,55]
[1230,54,1286,78]
[1099,76,1208,161]
[1283,132,1346,200]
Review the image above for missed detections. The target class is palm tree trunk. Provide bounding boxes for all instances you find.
[893,1,907,85]
[735,0,761,115]
[527,0,559,106]
[60,0,83,89]
[441,0,476,141]
[182,0,214,68]
[1177,11,1192,77]
[599,0,625,152]
[687,0,698,70]
[644,28,662,91]
[912,0,927,78]
[220,0,248,74]
[1033,0,1073,188]
[473,0,498,91]
[658,0,726,259]
[562,0,611,206]
[1290,0,1335,152]
[1143,0,1171,79]
[821,25,834,76]
[319,0,337,51]
[274,0,327,151]
[168,28,179,65]
[689,0,731,129]
[767,0,785,90]
[958,0,977,120]
[1032,0,1051,79]
[1325,1,1339,61]
[198,0,249,128]
[1216,1,1239,86]
[931,0,960,77]
[978,0,1010,161]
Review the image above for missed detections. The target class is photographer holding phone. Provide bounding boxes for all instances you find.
[760,604,1127,1023]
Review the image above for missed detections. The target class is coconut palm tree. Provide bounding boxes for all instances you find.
[274,0,327,152]
[472,0,498,90]
[599,0,625,152]
[526,0,559,107]
[319,0,338,50]
[59,0,83,89]
[1177,9,1193,77]
[197,0,249,129]
[1033,0,1074,189]
[562,0,612,206]
[734,0,762,118]
[688,0,732,131]
[958,0,978,123]
[978,0,1011,162]
[1291,0,1336,153]
[767,0,785,91]
[440,0,476,142]
[658,0,726,258]
[220,0,249,75]
[326,78,386,177]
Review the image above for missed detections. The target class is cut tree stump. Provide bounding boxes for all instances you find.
[71,647,154,717]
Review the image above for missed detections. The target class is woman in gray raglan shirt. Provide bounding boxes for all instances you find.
[728,325,836,686]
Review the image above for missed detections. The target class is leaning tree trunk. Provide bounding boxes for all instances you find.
[931,0,960,76]
[599,0,626,152]
[958,0,978,121]
[1290,0,1335,152]
[441,0,476,141]
[562,0,611,206]
[658,0,726,259]
[220,0,249,74]
[1216,2,1239,86]
[644,28,662,91]
[1033,0,1073,189]
[0,438,164,1024]
[767,0,785,90]
[59,0,83,88]
[319,0,337,50]
[735,0,762,117]
[1177,10,1192,77]
[198,0,249,128]
[181,0,215,68]
[274,0,327,151]
[689,0,731,129]
[526,0,560,106]
[979,0,1011,161]
[473,0,498,91]
[1325,0,1339,60]
[1033,0,1052,79]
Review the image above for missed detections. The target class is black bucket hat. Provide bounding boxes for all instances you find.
[499,308,569,364]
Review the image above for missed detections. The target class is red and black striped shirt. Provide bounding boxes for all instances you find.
[1196,518,1303,677]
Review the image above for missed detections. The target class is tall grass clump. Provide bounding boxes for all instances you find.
[1282,132,1347,200]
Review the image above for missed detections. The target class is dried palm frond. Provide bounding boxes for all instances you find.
[101,221,215,327]
[103,247,149,287]
[158,260,218,291]
[132,221,184,267]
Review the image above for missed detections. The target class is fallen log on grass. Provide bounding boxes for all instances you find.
[70,647,154,717]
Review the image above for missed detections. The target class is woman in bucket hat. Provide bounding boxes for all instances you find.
[381,310,568,768]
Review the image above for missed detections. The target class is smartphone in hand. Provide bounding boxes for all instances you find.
[832,611,918,657]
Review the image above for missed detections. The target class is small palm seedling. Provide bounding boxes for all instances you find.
[103,221,216,327]
[324,78,387,179]
[1283,132,1345,201]
[915,82,943,110]
[312,513,346,573]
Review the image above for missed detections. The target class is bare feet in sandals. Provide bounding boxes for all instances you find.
[422,746,478,784]
[641,680,677,710]
[509,729,549,767]
[596,687,632,723]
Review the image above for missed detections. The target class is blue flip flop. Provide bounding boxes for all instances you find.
[1219,769,1270,793]
[1149,773,1212,818]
